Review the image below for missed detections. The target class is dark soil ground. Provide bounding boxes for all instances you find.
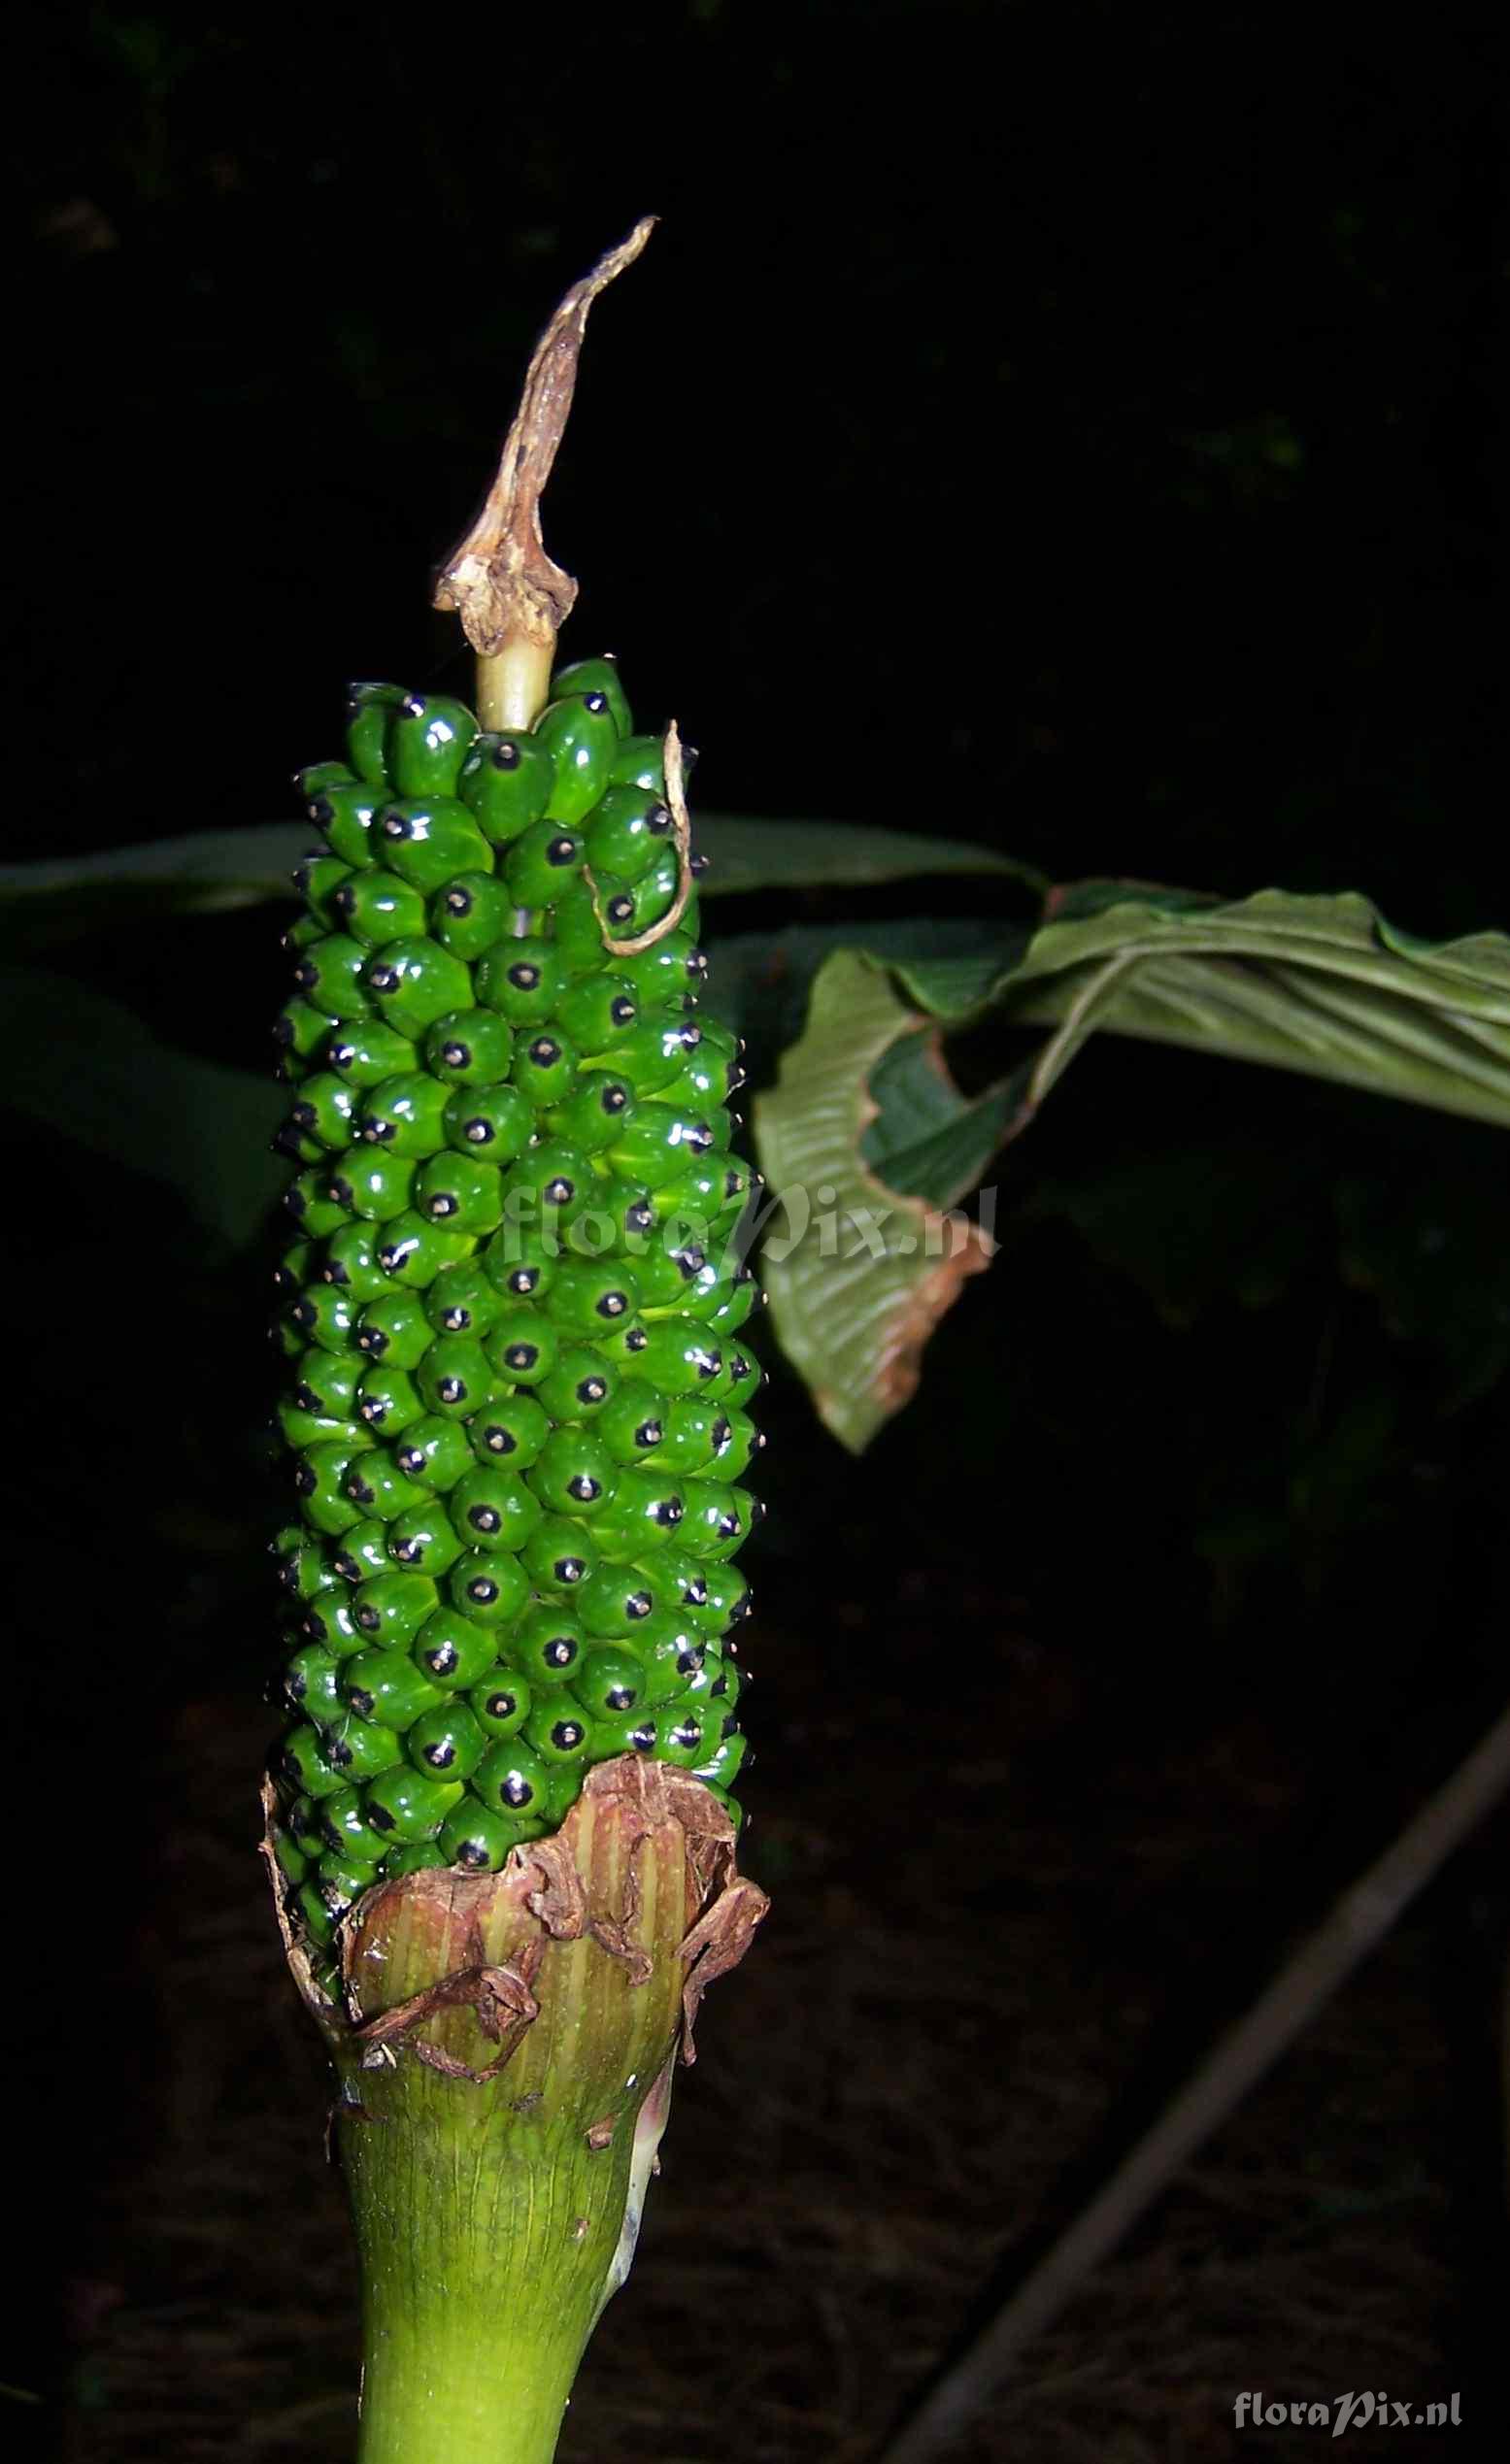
[56,1553,1510,2464]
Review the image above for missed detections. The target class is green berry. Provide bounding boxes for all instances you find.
[533,691,619,824]
[447,1549,531,1626]
[437,1797,530,1872]
[457,732,554,843]
[504,820,586,910]
[473,1737,550,1816]
[430,871,515,960]
[469,1674,532,1740]
[387,693,480,799]
[473,936,564,1023]
[423,1010,516,1084]
[405,1701,487,1781]
[364,1762,465,1844]
[345,682,409,787]
[412,1609,496,1690]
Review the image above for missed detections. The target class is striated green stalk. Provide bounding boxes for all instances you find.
[264,224,768,2463]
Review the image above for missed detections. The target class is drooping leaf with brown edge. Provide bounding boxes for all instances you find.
[753,889,1510,1447]
[754,951,995,1452]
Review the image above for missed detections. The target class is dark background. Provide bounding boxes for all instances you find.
[8,4,1507,2458]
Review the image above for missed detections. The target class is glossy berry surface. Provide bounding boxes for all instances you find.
[268,660,756,1918]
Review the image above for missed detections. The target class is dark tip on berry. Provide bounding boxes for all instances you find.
[596,1290,628,1318]
[606,1683,634,1711]
[626,1591,653,1620]
[323,1257,352,1287]
[424,1740,455,1769]
[310,796,335,825]
[686,1575,710,1608]
[635,1419,662,1449]
[611,997,636,1025]
[331,881,355,916]
[713,1417,732,1448]
[543,1177,573,1207]
[392,1537,422,1565]
[442,1041,470,1069]
[625,1327,649,1351]
[552,1718,585,1750]
[369,965,399,994]
[358,1325,386,1356]
[445,886,472,916]
[547,837,576,867]
[438,1375,466,1405]
[401,693,426,719]
[577,1376,606,1405]
[656,1496,684,1526]
[483,1423,515,1454]
[469,1504,500,1534]
[368,1800,395,1832]
[647,802,672,835]
[427,1192,458,1219]
[294,1463,317,1495]
[492,741,521,771]
[327,1737,353,1768]
[348,1685,376,1715]
[554,1557,586,1584]
[468,1577,499,1606]
[464,1116,491,1144]
[508,962,539,988]
[508,1265,539,1294]
[629,1723,656,1754]
[331,1550,361,1584]
[502,1774,535,1807]
[292,958,319,993]
[440,1304,470,1333]
[487,1690,517,1718]
[545,1636,577,1667]
[397,1446,423,1477]
[625,1201,654,1234]
[272,1015,295,1049]
[607,896,634,925]
[567,1475,601,1503]
[381,810,407,839]
[689,853,711,877]
[504,1344,538,1373]
[329,1175,355,1205]
[584,691,609,714]
[529,1037,559,1066]
[425,1643,458,1678]
[456,1837,488,1868]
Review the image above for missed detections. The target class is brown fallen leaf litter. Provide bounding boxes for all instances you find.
[61,1593,1496,2464]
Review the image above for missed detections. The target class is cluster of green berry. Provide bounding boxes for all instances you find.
[268,659,761,1948]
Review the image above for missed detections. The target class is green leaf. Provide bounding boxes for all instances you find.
[0,815,1025,945]
[860,1033,1022,1205]
[995,888,1510,1128]
[0,824,315,943]
[754,953,994,1453]
[0,964,285,1245]
[690,814,1039,898]
[702,917,1020,1054]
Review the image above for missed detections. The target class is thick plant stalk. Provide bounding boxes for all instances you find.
[264,223,768,2464]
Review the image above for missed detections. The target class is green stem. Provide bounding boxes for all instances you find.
[263,1764,765,2464]
[348,2081,645,2464]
